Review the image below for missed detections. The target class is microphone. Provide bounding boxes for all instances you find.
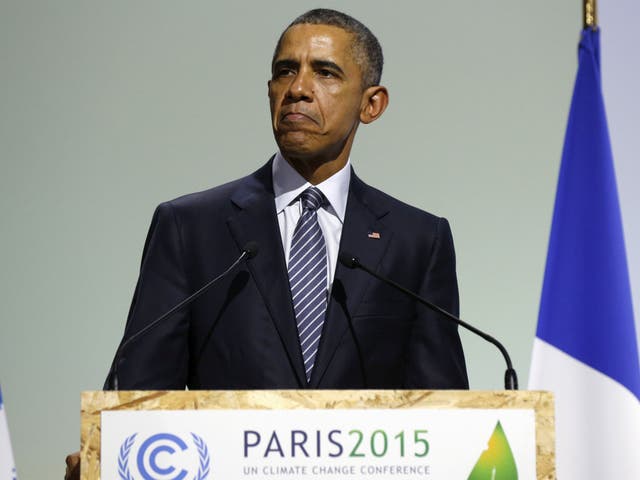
[106,241,260,390]
[338,252,519,390]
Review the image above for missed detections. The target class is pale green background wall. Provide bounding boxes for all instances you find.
[0,1,584,477]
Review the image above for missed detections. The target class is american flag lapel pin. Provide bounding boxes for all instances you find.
[367,231,381,239]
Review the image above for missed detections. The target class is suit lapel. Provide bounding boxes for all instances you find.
[310,173,392,387]
[226,161,306,387]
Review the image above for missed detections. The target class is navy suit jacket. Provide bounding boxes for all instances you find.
[106,160,468,390]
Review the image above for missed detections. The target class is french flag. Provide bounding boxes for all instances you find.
[528,28,640,479]
[0,385,17,480]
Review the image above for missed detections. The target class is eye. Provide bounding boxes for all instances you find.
[274,67,295,79]
[317,69,335,78]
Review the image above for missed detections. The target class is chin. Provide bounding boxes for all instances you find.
[280,149,317,163]
[277,136,318,159]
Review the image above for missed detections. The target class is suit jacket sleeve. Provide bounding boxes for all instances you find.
[105,202,191,389]
[404,217,469,389]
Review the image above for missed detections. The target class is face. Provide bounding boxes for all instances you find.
[268,24,369,170]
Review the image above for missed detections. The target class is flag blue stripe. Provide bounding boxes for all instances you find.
[537,29,640,399]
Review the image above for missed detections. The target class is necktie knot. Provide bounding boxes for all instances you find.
[300,187,324,212]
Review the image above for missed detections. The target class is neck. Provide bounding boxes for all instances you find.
[284,154,348,185]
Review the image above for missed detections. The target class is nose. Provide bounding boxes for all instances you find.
[286,69,313,101]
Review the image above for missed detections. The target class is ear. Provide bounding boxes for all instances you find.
[360,86,389,124]
[267,80,272,96]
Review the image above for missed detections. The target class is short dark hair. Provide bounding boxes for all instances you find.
[272,8,384,88]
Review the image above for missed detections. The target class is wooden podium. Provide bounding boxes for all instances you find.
[81,389,555,479]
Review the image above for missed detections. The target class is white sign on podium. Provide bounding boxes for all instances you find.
[101,408,536,479]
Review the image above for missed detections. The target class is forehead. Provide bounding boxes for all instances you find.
[275,24,356,65]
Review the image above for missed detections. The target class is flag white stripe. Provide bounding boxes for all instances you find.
[529,338,640,479]
[0,389,17,480]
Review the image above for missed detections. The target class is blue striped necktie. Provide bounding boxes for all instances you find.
[288,187,328,383]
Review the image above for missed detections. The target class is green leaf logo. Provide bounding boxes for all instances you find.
[467,421,518,479]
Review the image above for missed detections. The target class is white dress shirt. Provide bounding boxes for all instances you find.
[272,152,350,289]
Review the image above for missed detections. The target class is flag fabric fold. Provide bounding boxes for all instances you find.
[0,385,17,480]
[529,28,640,479]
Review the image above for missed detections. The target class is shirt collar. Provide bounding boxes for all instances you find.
[272,151,350,222]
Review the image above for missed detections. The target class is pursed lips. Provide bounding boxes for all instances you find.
[280,110,318,125]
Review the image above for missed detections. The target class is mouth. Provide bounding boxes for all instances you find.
[282,112,311,122]
[280,110,317,126]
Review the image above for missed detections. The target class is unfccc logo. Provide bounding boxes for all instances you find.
[118,432,210,480]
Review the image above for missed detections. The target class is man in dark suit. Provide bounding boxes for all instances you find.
[67,9,467,477]
[105,8,468,391]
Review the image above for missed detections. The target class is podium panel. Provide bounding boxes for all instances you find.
[81,390,554,479]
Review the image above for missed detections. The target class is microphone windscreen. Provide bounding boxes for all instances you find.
[338,252,358,268]
[243,241,260,259]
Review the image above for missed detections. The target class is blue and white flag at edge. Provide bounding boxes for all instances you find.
[0,385,18,480]
[529,28,640,479]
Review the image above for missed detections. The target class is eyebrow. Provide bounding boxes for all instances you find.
[272,59,298,73]
[272,58,345,76]
[311,59,345,75]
